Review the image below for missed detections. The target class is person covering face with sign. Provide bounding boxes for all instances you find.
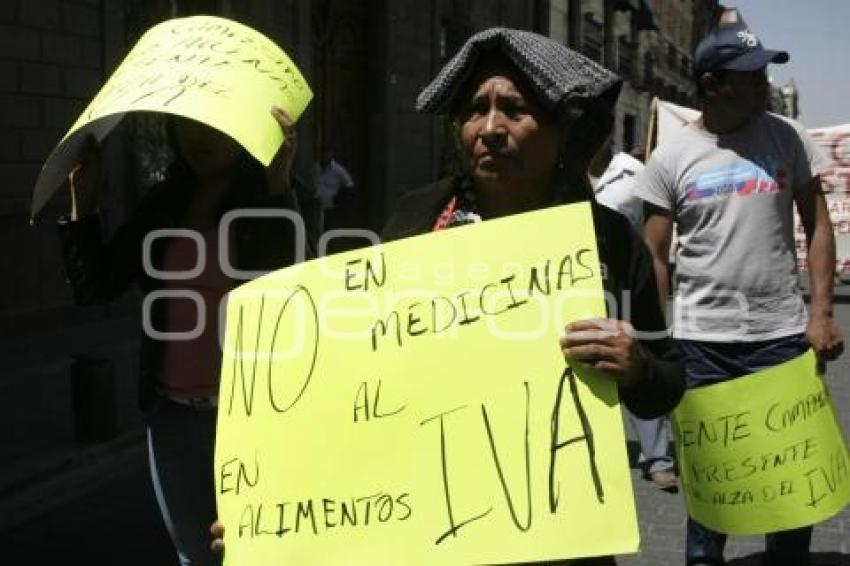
[638,8,844,565]
[58,106,304,566]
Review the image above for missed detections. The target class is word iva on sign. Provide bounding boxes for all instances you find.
[805,447,850,509]
[370,249,596,352]
[224,343,605,544]
[420,367,604,545]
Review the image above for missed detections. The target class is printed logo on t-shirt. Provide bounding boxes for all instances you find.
[685,156,788,201]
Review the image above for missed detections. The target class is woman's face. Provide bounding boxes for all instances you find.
[173,117,243,179]
[458,69,561,206]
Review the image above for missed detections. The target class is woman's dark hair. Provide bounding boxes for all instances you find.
[554,96,615,202]
[164,115,267,219]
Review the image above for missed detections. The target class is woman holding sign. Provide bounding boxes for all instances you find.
[58,107,303,566]
[383,28,683,564]
[385,28,682,417]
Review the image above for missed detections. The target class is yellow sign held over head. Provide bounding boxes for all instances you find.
[32,15,312,216]
[673,349,850,535]
[214,203,640,565]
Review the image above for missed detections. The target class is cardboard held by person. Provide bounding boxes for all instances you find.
[31,15,313,217]
[673,349,850,535]
[215,203,640,565]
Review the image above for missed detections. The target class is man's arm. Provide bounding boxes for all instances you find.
[642,203,674,310]
[794,176,844,362]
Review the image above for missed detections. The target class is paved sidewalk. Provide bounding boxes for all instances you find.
[0,312,848,565]
[0,437,175,566]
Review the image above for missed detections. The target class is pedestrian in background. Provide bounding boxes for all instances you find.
[312,144,354,234]
[589,139,678,493]
[639,8,843,565]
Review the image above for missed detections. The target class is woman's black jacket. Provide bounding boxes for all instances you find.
[381,178,684,419]
[57,173,301,411]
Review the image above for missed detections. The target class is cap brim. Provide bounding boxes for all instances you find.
[723,48,789,71]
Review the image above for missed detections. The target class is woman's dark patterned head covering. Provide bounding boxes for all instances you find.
[416,27,622,116]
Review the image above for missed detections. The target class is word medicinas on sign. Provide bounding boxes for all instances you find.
[370,249,596,352]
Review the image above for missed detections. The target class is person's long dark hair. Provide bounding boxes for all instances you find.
[163,115,268,220]
[553,96,615,203]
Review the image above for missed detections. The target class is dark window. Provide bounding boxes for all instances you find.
[440,17,472,62]
[617,36,636,81]
[580,12,604,62]
[623,114,636,152]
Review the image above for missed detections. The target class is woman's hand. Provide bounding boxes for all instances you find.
[68,135,102,221]
[560,318,648,387]
[210,519,225,556]
[266,105,297,196]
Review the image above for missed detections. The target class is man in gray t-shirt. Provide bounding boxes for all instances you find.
[639,112,824,341]
[637,8,843,566]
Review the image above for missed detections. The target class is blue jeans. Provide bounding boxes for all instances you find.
[678,334,812,566]
[628,412,674,475]
[147,399,220,566]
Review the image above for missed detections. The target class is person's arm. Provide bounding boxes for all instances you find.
[250,106,315,263]
[266,106,299,207]
[560,309,683,420]
[642,204,673,310]
[561,213,683,418]
[337,162,355,190]
[619,222,683,417]
[794,175,844,362]
[57,137,149,304]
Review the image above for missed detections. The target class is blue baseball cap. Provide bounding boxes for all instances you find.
[693,8,789,74]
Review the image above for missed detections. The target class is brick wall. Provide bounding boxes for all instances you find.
[0,0,107,329]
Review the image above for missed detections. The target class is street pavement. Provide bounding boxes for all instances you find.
[1,304,849,565]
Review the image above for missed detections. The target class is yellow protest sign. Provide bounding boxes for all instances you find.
[32,15,312,216]
[215,203,639,565]
[673,349,850,535]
